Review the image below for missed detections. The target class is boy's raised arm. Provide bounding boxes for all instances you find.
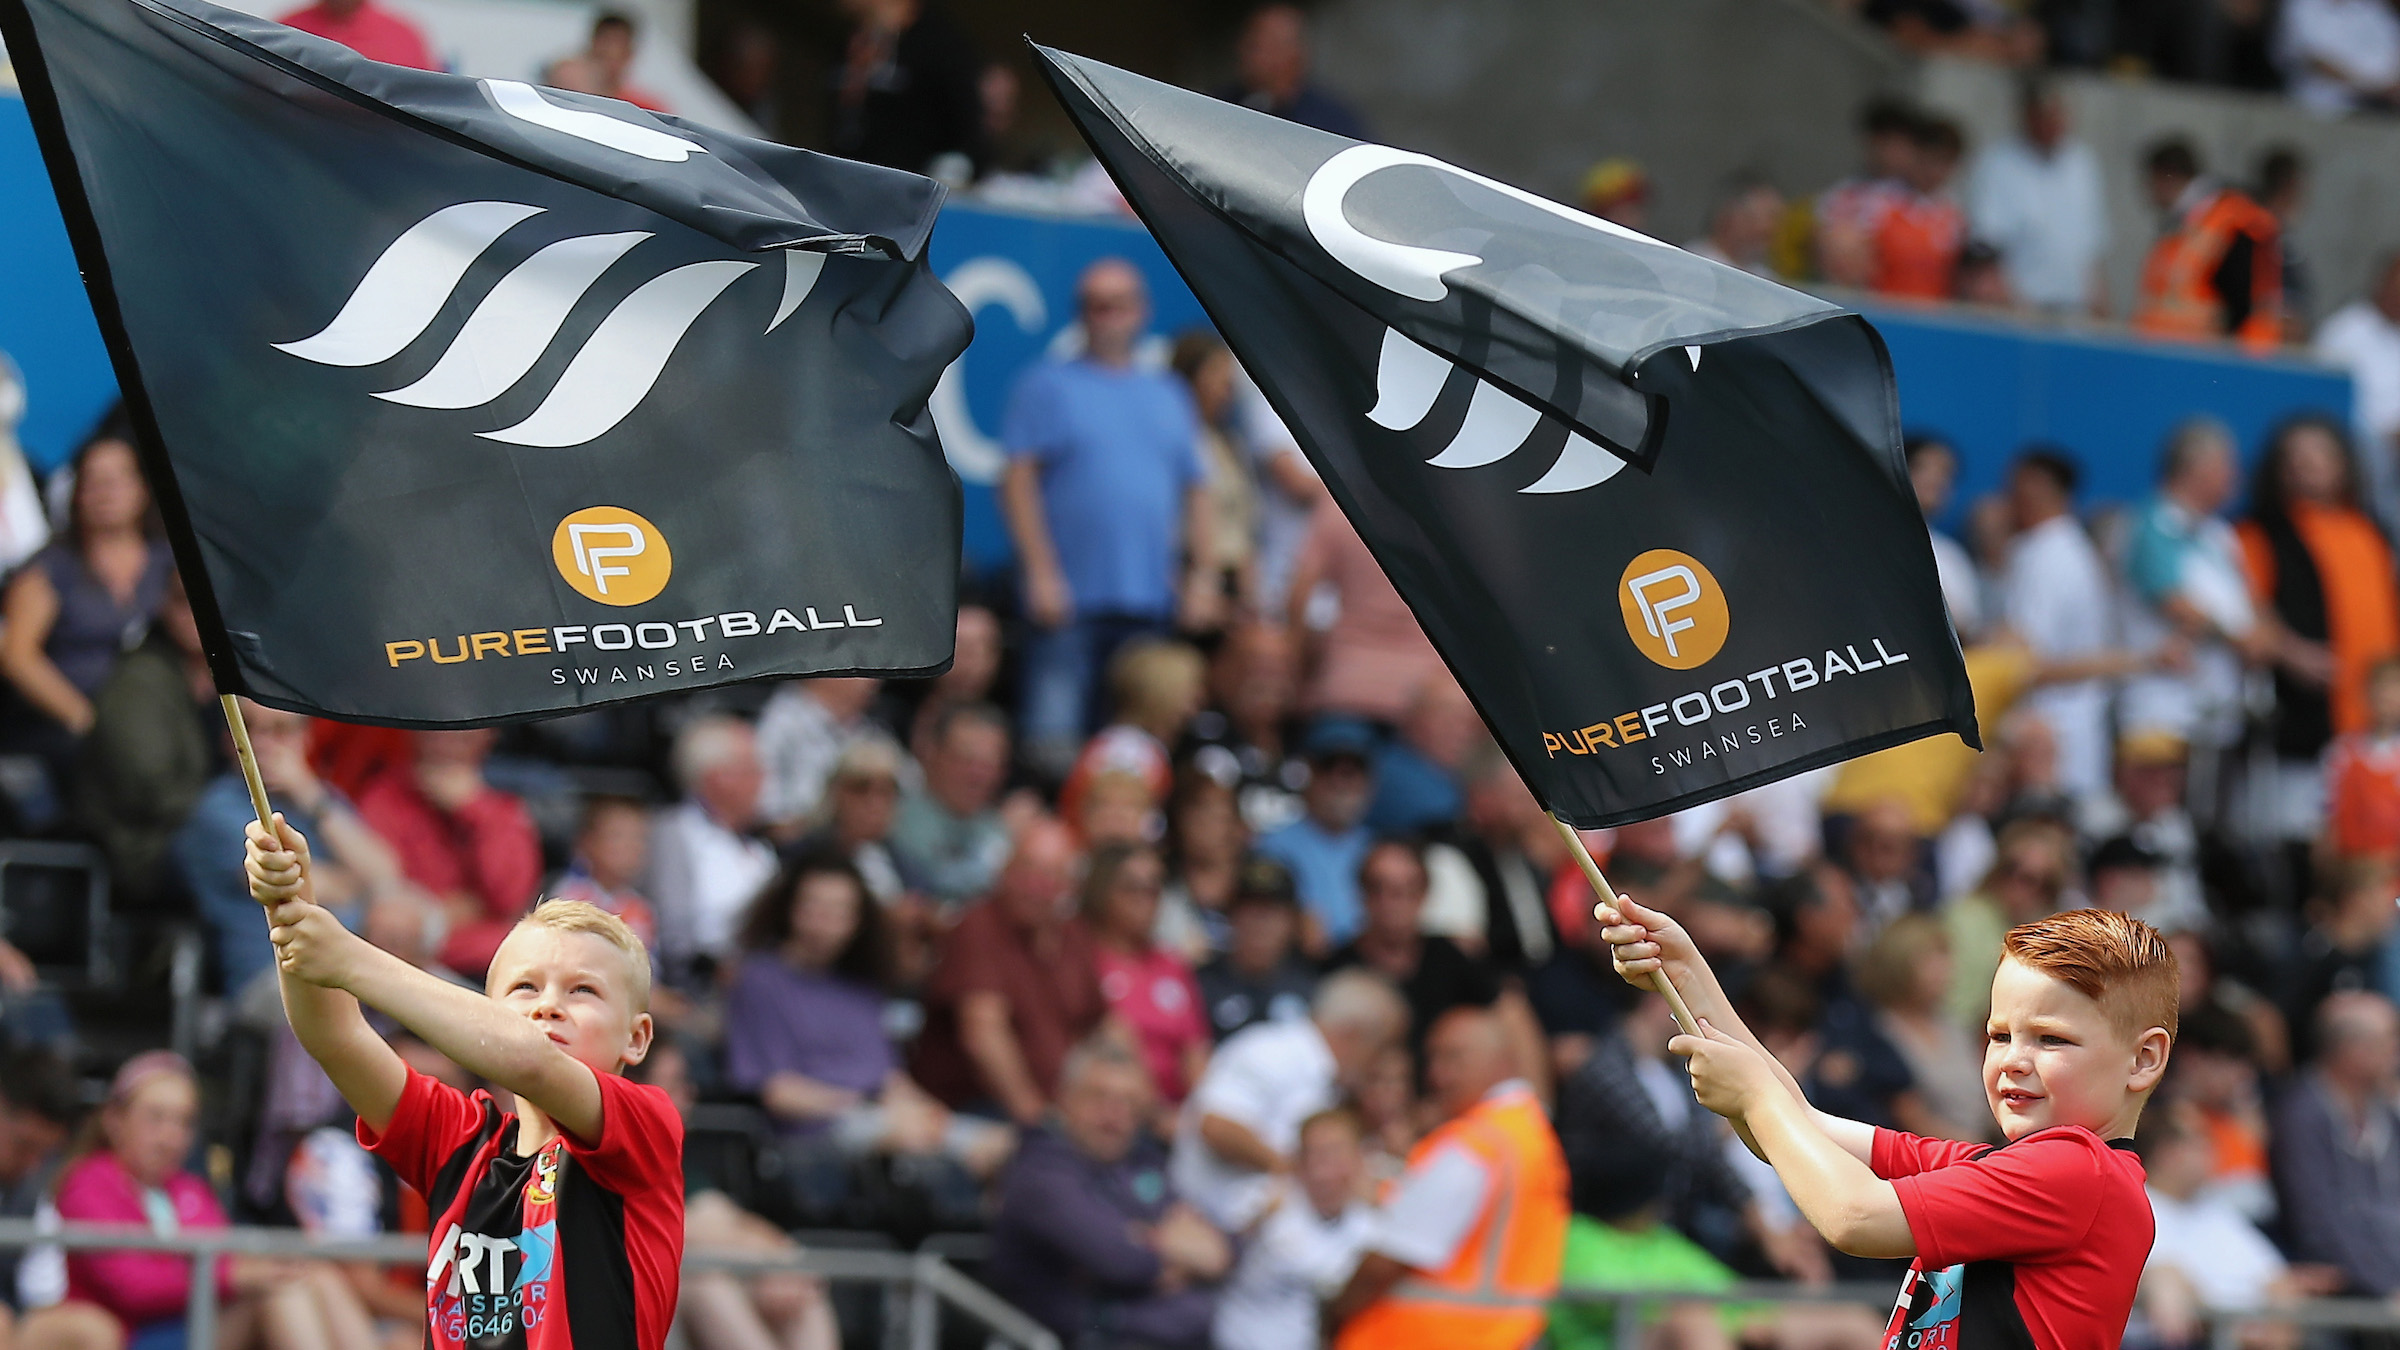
[250,818,605,1142]
[1599,892,1878,1164]
[247,817,408,1134]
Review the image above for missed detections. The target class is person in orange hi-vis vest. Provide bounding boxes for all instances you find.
[2133,137,2283,353]
[1328,1007,1568,1350]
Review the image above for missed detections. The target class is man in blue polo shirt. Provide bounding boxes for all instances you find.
[1001,258,1217,777]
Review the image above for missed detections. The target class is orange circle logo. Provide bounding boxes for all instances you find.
[552,506,672,607]
[1617,548,1729,669]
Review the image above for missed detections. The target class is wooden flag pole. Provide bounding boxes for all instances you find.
[218,694,275,832]
[1550,814,1702,1039]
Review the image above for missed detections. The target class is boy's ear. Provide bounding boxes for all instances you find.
[2128,1026,2172,1094]
[619,1012,655,1071]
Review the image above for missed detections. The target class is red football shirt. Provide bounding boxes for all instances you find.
[360,1066,684,1350]
[1872,1125,2152,1350]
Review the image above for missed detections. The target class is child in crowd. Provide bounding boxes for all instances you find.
[2325,656,2400,860]
[246,815,685,1350]
[1602,896,2175,1349]
[49,1051,377,1350]
[1060,639,1206,830]
[1210,1109,1376,1350]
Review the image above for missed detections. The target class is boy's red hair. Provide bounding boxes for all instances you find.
[2002,908,2179,1043]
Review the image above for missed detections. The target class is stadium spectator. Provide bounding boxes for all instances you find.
[1081,842,1210,1106]
[756,677,889,835]
[1173,967,1406,1230]
[1061,639,1206,837]
[2271,992,2400,1294]
[637,1041,840,1350]
[1364,677,1482,836]
[1579,158,1652,233]
[793,737,908,905]
[724,850,1004,1225]
[1527,860,1651,1071]
[989,1038,1228,1348]
[912,818,1107,1123]
[1323,838,1548,1092]
[1858,915,1990,1142]
[2326,657,2400,859]
[2133,138,2283,352]
[1196,856,1317,1040]
[1815,98,1918,288]
[1683,174,1785,278]
[353,727,539,981]
[0,354,50,580]
[2084,730,2232,930]
[2278,859,2400,1054]
[2275,0,2400,114]
[2120,418,2260,749]
[1002,258,1215,777]
[543,11,669,111]
[649,715,779,981]
[1286,498,1445,725]
[1172,332,1260,614]
[1158,769,1248,960]
[1838,797,1934,934]
[276,0,435,70]
[826,0,986,176]
[1943,817,2076,1027]
[2238,415,2400,875]
[1184,621,1306,833]
[1256,719,1379,949]
[889,701,1013,908]
[908,604,1002,763]
[1867,115,1968,300]
[2169,1003,2279,1223]
[1237,387,1328,620]
[1217,2,1367,138]
[0,1049,76,1342]
[1905,434,1982,639]
[177,700,392,997]
[51,1052,377,1350]
[2002,446,2119,800]
[2135,1098,2337,1350]
[1965,76,2108,315]
[1754,867,1940,1137]
[2257,148,2315,336]
[1327,1007,1566,1350]
[1455,753,1563,977]
[546,794,660,958]
[2313,251,2400,524]
[1211,1108,1376,1350]
[0,419,171,779]
[73,574,213,907]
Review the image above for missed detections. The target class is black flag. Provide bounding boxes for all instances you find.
[0,0,972,726]
[1034,45,1977,828]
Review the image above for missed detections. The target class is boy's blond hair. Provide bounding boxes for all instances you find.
[2001,908,2178,1045]
[513,898,652,1013]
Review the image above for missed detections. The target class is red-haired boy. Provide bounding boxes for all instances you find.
[1602,899,2174,1350]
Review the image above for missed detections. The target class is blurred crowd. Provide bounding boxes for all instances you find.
[4,3,2400,1350]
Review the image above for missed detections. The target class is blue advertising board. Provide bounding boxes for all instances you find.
[3,89,2353,571]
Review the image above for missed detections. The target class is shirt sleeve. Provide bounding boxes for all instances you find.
[1886,1129,2107,1268]
[1190,1034,1279,1126]
[356,1065,495,1199]
[1001,366,1062,463]
[1871,1126,1992,1179]
[1369,1143,1494,1269]
[560,1069,686,1198]
[2125,512,2184,606]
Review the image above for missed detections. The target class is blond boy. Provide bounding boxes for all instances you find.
[1602,895,2173,1350]
[247,814,684,1350]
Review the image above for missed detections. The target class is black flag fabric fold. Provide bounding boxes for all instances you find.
[1033,44,1978,828]
[0,0,972,726]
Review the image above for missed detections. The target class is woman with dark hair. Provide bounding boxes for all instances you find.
[1080,841,1210,1105]
[2236,414,2400,870]
[722,850,1008,1222]
[0,412,171,764]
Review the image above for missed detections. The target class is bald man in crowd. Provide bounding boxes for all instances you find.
[1001,258,1218,778]
[2272,991,2400,1296]
[1329,1008,1568,1349]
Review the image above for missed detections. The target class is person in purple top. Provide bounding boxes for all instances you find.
[722,850,1011,1224]
[989,1038,1232,1350]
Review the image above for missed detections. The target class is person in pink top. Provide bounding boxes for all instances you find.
[49,1052,376,1350]
[1079,843,1210,1111]
[355,729,543,980]
[1284,498,1444,726]
[278,0,437,70]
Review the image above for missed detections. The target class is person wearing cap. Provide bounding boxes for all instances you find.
[1197,857,1320,1041]
[1255,720,1379,951]
[1579,157,1650,233]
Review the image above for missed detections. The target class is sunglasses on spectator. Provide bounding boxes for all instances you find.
[2000,862,2063,891]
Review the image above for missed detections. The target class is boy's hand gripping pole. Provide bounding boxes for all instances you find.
[1550,814,1701,1038]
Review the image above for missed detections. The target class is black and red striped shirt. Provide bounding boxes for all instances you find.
[359,1065,684,1350]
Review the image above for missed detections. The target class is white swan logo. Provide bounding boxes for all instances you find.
[479,80,706,162]
[274,201,824,448]
[1301,144,1690,496]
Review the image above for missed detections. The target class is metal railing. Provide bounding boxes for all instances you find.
[0,1220,1060,1350]
[1556,1280,2400,1349]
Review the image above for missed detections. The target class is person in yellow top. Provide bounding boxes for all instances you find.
[1327,1007,1567,1350]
